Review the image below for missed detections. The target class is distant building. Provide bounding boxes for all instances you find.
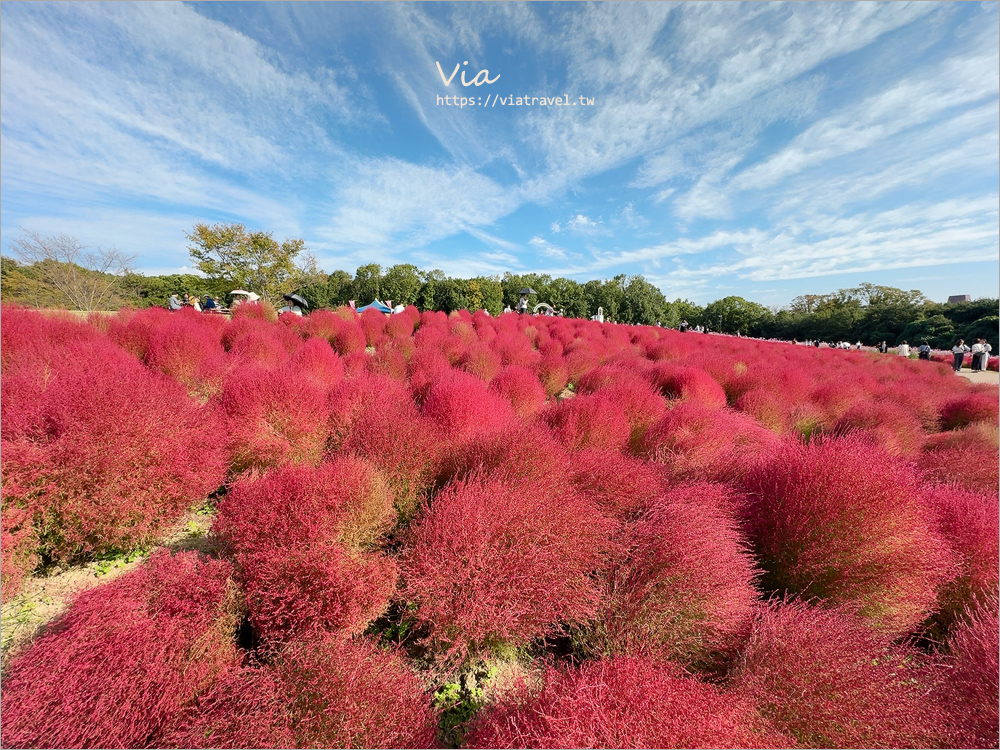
[947,295,971,304]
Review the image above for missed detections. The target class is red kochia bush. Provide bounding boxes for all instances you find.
[536,354,570,397]
[646,363,728,408]
[939,390,999,431]
[290,336,345,390]
[0,502,37,604]
[489,365,547,417]
[145,311,227,394]
[832,399,926,456]
[922,484,999,628]
[569,449,665,519]
[1,337,227,563]
[161,667,294,749]
[421,368,518,443]
[541,392,632,452]
[741,436,955,635]
[401,472,613,657]
[329,372,441,515]
[0,551,241,749]
[640,402,782,482]
[920,422,1000,494]
[729,600,940,749]
[588,483,760,666]
[467,657,786,749]
[936,596,1000,749]
[215,459,397,643]
[220,363,330,474]
[435,423,569,487]
[276,635,438,748]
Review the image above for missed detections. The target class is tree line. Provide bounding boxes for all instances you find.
[2,225,996,351]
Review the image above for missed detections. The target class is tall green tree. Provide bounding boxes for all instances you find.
[620,275,668,325]
[701,296,771,335]
[186,222,304,302]
[381,264,422,307]
[352,263,383,305]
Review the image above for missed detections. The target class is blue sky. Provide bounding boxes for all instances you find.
[1,1,997,306]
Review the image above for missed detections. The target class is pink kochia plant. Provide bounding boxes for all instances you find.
[729,600,942,749]
[587,482,760,667]
[0,551,242,749]
[935,596,1000,749]
[400,471,613,658]
[214,458,398,644]
[164,635,438,749]
[219,363,331,474]
[1,324,227,565]
[641,402,782,482]
[921,483,999,629]
[466,656,788,749]
[740,435,956,635]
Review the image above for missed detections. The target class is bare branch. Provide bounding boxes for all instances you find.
[8,229,136,311]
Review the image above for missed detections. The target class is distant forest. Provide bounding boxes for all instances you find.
[2,256,996,350]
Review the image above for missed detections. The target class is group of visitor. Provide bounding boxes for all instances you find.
[953,338,993,372]
[168,293,219,312]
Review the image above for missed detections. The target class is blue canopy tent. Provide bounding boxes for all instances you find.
[357,299,392,314]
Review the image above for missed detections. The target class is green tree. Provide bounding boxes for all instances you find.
[963,316,999,352]
[701,296,771,335]
[381,264,422,308]
[475,276,504,316]
[417,269,447,311]
[186,222,304,302]
[664,298,704,329]
[898,315,956,350]
[547,277,589,318]
[352,263,383,305]
[620,275,668,325]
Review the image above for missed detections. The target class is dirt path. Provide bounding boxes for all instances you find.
[956,369,1000,386]
[0,509,218,672]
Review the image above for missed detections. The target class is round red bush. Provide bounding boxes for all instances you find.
[939,390,999,431]
[219,363,331,474]
[588,482,759,667]
[640,402,782,482]
[729,600,942,749]
[277,635,439,748]
[740,435,956,635]
[0,551,241,749]
[490,365,547,417]
[568,448,664,520]
[421,368,518,444]
[2,337,227,562]
[161,667,294,749]
[541,393,632,452]
[936,596,1000,749]
[329,372,441,516]
[0,502,37,603]
[215,459,397,643]
[467,656,787,749]
[922,483,999,629]
[401,471,613,658]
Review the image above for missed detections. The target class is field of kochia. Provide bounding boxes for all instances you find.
[1,302,997,749]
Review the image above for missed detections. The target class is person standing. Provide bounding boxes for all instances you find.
[981,340,993,371]
[898,340,910,357]
[970,339,984,371]
[168,293,183,311]
[917,341,931,360]
[879,341,888,353]
[517,294,528,314]
[951,339,970,372]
